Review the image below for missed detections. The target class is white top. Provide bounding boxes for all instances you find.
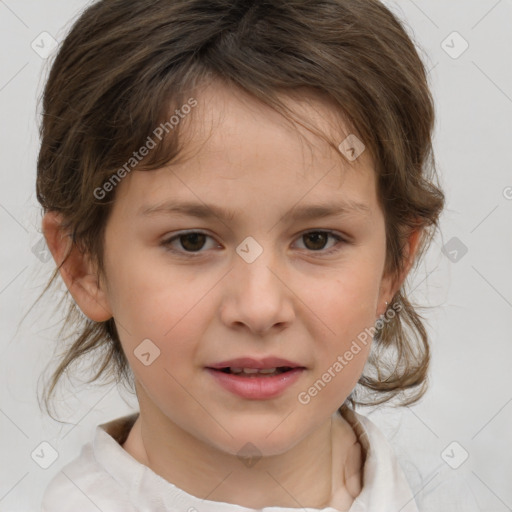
[41,408,420,512]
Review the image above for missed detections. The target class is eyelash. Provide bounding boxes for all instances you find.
[160,230,348,257]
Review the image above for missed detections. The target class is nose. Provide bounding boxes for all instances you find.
[219,243,295,335]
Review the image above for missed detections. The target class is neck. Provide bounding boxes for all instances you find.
[122,399,361,509]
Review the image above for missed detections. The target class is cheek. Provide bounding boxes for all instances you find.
[297,265,379,390]
[108,252,206,327]
[301,263,381,333]
[105,260,211,370]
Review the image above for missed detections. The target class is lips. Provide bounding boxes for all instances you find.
[205,357,306,399]
[206,356,305,374]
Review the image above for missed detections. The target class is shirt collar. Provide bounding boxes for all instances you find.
[94,408,418,511]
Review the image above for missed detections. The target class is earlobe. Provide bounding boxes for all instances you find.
[404,227,422,267]
[41,211,113,322]
[377,226,423,318]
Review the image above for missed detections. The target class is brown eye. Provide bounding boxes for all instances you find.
[161,231,217,254]
[179,233,207,252]
[303,232,329,251]
[295,230,347,255]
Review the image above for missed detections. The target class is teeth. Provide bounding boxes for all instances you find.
[230,367,280,375]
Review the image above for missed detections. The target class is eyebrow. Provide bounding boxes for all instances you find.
[138,199,371,223]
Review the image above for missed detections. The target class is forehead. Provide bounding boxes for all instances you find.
[181,80,371,170]
[113,80,379,218]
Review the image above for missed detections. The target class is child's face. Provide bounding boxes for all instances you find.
[71,82,401,456]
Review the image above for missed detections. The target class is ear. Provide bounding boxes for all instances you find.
[377,226,423,318]
[41,211,113,322]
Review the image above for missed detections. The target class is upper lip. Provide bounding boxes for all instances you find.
[206,357,305,370]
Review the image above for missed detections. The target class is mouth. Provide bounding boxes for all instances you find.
[205,360,306,399]
[205,356,306,377]
[211,366,297,377]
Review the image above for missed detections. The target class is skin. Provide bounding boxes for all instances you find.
[43,80,421,509]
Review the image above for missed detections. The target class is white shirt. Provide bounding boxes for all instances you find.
[41,408,420,512]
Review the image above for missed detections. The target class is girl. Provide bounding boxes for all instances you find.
[37,0,445,510]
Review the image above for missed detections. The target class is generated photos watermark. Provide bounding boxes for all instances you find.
[93,97,198,200]
[297,301,402,405]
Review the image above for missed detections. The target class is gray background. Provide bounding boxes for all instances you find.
[1,1,511,511]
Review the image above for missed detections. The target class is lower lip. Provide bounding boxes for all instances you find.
[205,368,305,400]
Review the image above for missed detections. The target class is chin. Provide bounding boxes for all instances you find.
[212,423,305,459]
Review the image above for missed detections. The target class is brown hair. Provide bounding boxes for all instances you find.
[35,0,445,419]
